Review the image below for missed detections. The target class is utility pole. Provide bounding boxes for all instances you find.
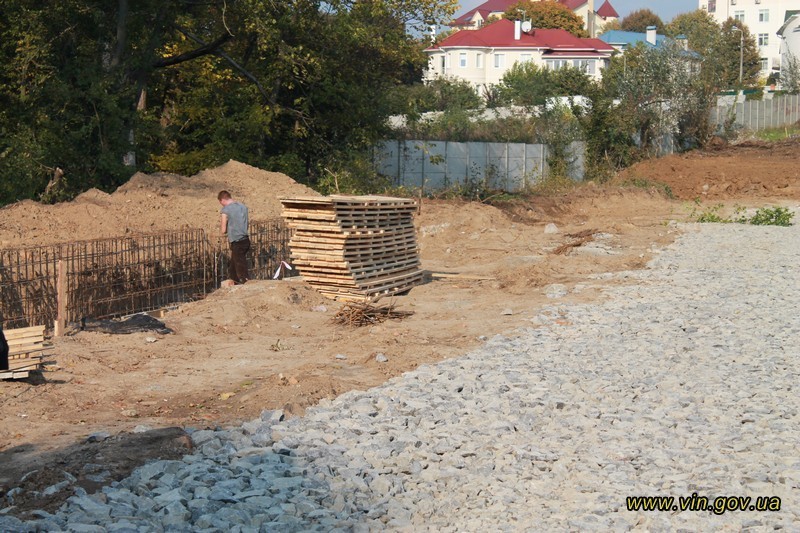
[732,25,744,86]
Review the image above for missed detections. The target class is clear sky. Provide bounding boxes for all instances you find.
[455,0,699,24]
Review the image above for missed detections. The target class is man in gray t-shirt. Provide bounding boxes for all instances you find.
[218,190,250,284]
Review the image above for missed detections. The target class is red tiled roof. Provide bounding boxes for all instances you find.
[584,38,615,51]
[596,0,619,18]
[559,0,587,9]
[428,19,613,53]
[544,51,608,57]
[452,0,620,27]
[452,0,518,25]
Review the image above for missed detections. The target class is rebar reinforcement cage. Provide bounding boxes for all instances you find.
[0,219,294,329]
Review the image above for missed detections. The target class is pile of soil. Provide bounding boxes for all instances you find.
[0,160,318,248]
[617,138,800,201]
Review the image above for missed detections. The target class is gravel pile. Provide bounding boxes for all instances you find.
[4,219,799,532]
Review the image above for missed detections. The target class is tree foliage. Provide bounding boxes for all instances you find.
[665,11,760,90]
[497,62,593,107]
[601,41,714,156]
[781,53,800,93]
[0,0,459,205]
[620,9,664,33]
[503,0,587,37]
[715,18,761,88]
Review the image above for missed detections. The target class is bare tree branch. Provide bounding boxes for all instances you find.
[152,32,232,68]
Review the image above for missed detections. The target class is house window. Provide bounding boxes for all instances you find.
[758,33,769,47]
[494,54,505,68]
[440,56,445,72]
[476,53,483,68]
[760,57,769,70]
[546,59,569,70]
[734,10,744,22]
[759,9,769,22]
[444,54,450,70]
[574,59,596,75]
[459,53,467,68]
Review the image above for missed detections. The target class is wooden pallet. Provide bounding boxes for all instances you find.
[281,195,422,301]
[2,325,52,380]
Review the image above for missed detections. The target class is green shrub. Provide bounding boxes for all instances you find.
[691,203,794,226]
[747,206,794,226]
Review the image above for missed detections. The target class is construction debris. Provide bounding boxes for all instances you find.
[281,195,423,300]
[330,302,414,327]
[552,229,599,255]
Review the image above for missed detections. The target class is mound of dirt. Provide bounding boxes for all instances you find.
[617,138,800,201]
[0,161,318,248]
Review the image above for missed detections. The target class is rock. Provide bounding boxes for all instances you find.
[312,305,328,312]
[120,409,138,418]
[544,284,568,299]
[544,223,559,234]
[86,431,111,443]
[145,336,157,343]
[501,308,513,316]
[335,354,348,360]
[375,353,389,363]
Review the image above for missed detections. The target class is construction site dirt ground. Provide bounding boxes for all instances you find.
[2,139,800,517]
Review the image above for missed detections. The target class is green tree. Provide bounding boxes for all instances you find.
[714,18,760,88]
[781,52,800,93]
[666,10,720,57]
[388,78,482,117]
[497,62,554,107]
[503,0,587,37]
[600,40,714,158]
[621,9,664,33]
[0,0,459,205]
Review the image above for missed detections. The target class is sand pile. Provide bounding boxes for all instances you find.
[0,161,319,248]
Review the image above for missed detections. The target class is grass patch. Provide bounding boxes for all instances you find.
[689,202,794,226]
[753,125,800,142]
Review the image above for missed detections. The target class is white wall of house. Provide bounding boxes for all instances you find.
[425,47,605,91]
[779,15,800,69]
[701,0,791,77]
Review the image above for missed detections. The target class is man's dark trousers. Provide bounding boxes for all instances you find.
[229,237,250,284]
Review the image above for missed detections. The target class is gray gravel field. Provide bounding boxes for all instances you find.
[4,218,800,532]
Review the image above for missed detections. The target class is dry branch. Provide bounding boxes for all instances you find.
[331,302,413,327]
[552,236,594,255]
[566,229,598,239]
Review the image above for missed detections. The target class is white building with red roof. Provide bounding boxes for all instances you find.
[425,18,614,90]
[451,0,619,38]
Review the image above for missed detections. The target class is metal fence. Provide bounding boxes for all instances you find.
[711,93,800,131]
[374,140,586,192]
[0,219,294,329]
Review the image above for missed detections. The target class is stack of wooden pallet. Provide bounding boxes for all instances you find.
[281,195,423,300]
[1,325,52,380]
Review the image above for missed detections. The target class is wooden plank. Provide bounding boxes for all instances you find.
[8,345,47,357]
[9,357,44,371]
[430,272,497,281]
[8,344,48,356]
[0,370,31,380]
[4,325,46,340]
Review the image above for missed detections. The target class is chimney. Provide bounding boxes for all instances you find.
[676,34,688,50]
[646,25,657,45]
[587,0,595,37]
[514,19,521,40]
